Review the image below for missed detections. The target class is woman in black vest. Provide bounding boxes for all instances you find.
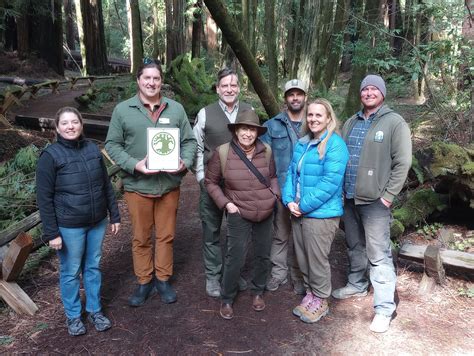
[36,107,120,336]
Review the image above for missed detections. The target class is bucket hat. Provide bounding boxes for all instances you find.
[228,110,267,136]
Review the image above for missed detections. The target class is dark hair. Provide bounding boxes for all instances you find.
[136,58,163,79]
[54,107,83,127]
[217,67,238,86]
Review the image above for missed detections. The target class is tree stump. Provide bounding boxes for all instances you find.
[417,245,445,296]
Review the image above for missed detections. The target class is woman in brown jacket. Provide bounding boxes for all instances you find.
[205,110,280,320]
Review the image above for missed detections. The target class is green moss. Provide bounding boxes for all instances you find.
[392,189,444,227]
[430,142,470,177]
[390,219,405,239]
[461,162,474,175]
[166,55,215,119]
[411,155,424,184]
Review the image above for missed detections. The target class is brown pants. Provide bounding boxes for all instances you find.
[124,189,180,284]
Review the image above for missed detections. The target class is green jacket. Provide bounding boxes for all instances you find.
[105,95,197,195]
[342,105,412,205]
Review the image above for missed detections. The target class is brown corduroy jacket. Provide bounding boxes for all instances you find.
[205,138,280,223]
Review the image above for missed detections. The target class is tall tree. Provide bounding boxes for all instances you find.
[264,0,278,96]
[64,0,76,50]
[343,0,381,116]
[127,0,143,75]
[75,0,108,75]
[165,0,186,64]
[322,0,349,90]
[296,0,319,85]
[29,0,64,74]
[204,0,280,117]
[191,0,203,58]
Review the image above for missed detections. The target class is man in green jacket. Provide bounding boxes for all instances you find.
[332,75,412,333]
[105,60,197,307]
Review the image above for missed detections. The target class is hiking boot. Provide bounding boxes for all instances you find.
[220,303,234,320]
[266,277,288,291]
[292,279,306,295]
[128,280,157,307]
[292,292,314,317]
[66,317,86,336]
[155,279,177,304]
[88,312,112,332]
[370,314,391,333]
[300,297,329,323]
[239,276,248,291]
[252,295,265,311]
[206,279,221,298]
[331,284,368,299]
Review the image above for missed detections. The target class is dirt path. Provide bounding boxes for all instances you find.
[1,175,473,354]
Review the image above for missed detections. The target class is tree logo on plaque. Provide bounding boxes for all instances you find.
[151,132,176,155]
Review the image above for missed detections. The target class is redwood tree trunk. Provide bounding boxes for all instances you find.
[77,0,108,75]
[204,0,279,118]
[127,0,143,76]
[64,0,76,50]
[29,0,64,75]
[191,0,203,58]
[264,0,278,96]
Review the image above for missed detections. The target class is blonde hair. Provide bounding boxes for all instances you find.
[303,98,340,160]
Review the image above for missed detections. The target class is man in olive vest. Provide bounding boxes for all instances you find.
[193,68,252,297]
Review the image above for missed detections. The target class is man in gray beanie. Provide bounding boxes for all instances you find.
[332,74,412,333]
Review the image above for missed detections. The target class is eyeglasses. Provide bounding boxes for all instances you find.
[143,57,161,65]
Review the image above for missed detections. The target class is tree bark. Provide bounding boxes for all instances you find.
[15,14,29,59]
[204,0,279,117]
[264,0,278,96]
[29,0,64,75]
[296,0,319,86]
[165,0,186,64]
[76,0,108,75]
[64,0,76,50]
[323,0,349,90]
[291,0,305,78]
[127,0,143,76]
[191,0,203,58]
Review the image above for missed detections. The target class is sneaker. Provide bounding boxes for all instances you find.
[66,317,86,336]
[292,292,314,317]
[206,279,221,298]
[155,279,177,304]
[300,297,329,323]
[370,314,391,333]
[266,277,288,291]
[331,284,368,299]
[292,279,306,295]
[88,312,112,332]
[128,280,157,307]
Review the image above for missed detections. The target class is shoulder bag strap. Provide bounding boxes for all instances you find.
[230,141,270,188]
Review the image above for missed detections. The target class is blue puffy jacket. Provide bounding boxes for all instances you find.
[282,132,349,219]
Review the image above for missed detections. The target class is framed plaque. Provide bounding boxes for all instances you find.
[147,127,180,170]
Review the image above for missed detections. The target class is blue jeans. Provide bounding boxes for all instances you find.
[343,199,396,316]
[58,218,107,319]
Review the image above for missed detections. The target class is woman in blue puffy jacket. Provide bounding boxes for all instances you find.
[282,98,349,324]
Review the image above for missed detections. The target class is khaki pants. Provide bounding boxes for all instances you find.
[124,189,180,284]
[291,216,339,298]
[269,199,302,283]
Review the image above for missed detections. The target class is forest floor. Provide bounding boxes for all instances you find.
[0,69,473,354]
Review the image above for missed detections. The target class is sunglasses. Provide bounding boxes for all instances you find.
[143,57,161,65]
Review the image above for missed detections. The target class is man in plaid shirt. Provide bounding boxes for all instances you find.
[333,75,412,333]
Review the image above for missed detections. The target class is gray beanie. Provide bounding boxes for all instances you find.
[360,74,386,98]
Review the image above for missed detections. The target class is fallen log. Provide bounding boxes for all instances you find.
[0,211,41,248]
[399,243,474,274]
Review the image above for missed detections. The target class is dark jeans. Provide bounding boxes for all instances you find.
[199,182,224,280]
[221,213,273,304]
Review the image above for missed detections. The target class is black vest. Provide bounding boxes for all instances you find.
[203,101,252,165]
[44,136,108,227]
